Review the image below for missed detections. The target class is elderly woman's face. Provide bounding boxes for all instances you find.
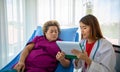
[45,26,59,41]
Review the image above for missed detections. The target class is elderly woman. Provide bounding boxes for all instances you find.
[13,20,70,72]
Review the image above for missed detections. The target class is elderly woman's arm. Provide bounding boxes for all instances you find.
[13,43,34,72]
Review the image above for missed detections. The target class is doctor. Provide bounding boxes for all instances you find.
[71,14,116,72]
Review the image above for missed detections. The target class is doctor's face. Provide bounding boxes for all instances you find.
[80,22,91,39]
[45,26,59,42]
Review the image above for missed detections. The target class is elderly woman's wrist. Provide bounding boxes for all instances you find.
[59,58,66,62]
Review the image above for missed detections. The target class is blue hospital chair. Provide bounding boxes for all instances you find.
[0,26,79,72]
[113,45,120,72]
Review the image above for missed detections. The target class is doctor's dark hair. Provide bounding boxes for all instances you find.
[42,20,60,36]
[79,14,103,40]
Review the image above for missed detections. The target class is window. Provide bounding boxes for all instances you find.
[93,0,120,45]
[7,0,25,60]
[0,0,26,68]
[37,0,84,27]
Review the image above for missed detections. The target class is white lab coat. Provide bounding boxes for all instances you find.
[73,38,116,72]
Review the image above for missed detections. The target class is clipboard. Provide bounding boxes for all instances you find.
[56,41,83,59]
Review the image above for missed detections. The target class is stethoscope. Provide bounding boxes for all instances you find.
[80,39,100,60]
[75,40,100,72]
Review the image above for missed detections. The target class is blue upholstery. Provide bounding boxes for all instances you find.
[0,26,79,72]
[59,27,78,41]
[34,26,78,41]
[55,60,74,72]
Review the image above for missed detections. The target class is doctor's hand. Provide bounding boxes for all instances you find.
[56,51,65,62]
[13,61,25,72]
[71,49,92,66]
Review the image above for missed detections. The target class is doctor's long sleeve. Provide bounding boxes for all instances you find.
[87,45,116,72]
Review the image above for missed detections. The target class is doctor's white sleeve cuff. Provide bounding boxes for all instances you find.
[72,59,82,69]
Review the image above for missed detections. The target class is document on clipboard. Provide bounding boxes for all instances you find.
[56,41,83,59]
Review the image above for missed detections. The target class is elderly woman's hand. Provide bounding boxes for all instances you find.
[13,61,25,72]
[56,51,66,62]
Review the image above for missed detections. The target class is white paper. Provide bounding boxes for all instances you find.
[56,41,82,55]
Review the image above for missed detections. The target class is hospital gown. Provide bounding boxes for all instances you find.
[25,36,61,72]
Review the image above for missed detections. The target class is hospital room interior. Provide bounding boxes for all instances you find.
[0,0,120,72]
